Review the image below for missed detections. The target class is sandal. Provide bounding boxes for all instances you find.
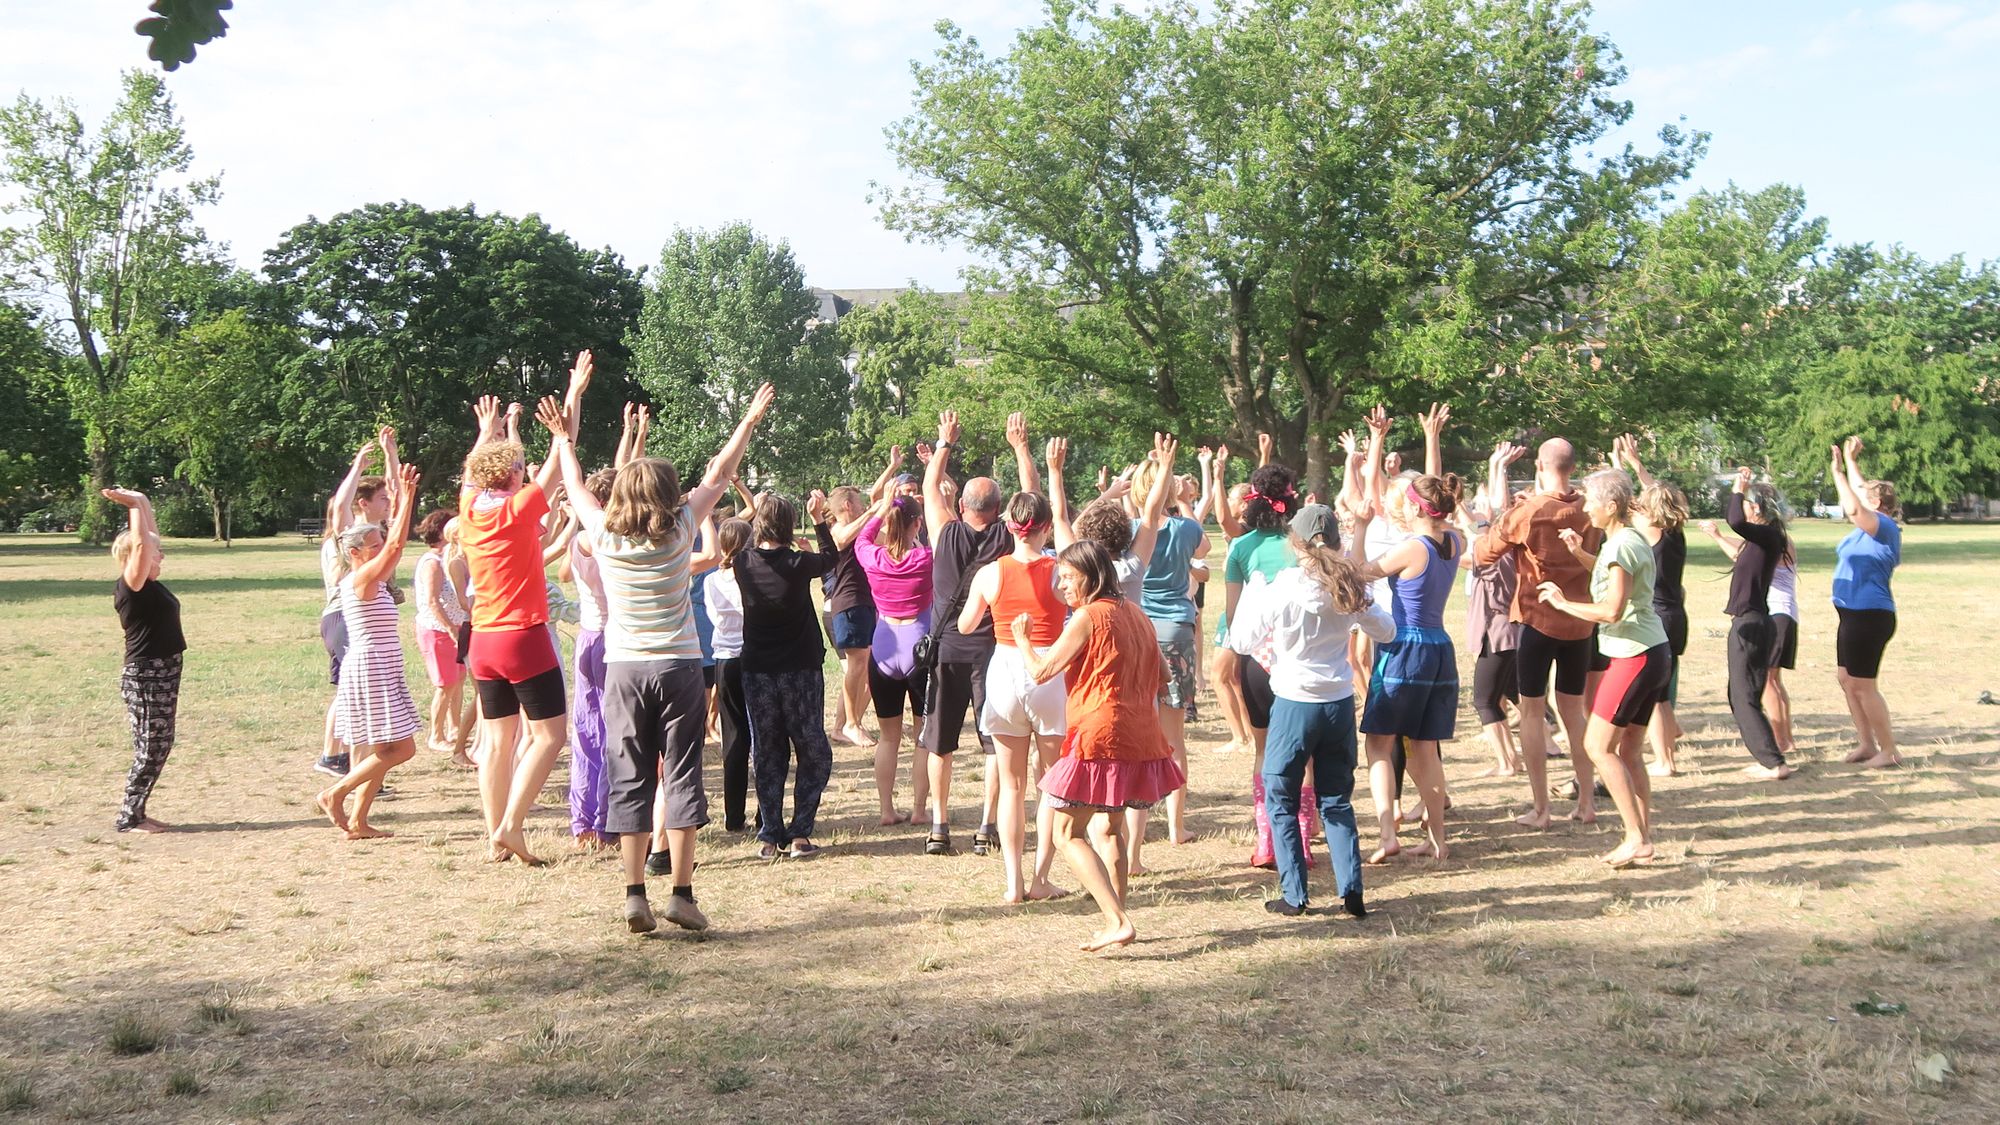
[925,831,953,857]
[970,829,994,857]
[788,841,824,860]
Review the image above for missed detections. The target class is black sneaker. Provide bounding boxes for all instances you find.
[313,754,350,778]
[1264,898,1305,917]
[1342,891,1368,919]
[645,850,672,877]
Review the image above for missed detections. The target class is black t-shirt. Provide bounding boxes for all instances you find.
[930,518,1011,664]
[113,578,186,664]
[1722,493,1786,618]
[735,524,837,673]
[824,541,873,615]
[1651,527,1687,612]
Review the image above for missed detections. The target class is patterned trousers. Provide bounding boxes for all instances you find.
[117,654,182,830]
[743,666,833,846]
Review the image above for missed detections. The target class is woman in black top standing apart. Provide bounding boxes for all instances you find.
[103,487,188,831]
[1720,468,1794,780]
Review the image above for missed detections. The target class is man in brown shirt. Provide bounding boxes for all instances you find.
[1474,437,1601,829]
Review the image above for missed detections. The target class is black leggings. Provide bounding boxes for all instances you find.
[715,658,751,831]
[1727,612,1786,768]
[1472,650,1518,725]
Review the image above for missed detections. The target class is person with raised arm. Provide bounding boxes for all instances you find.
[1699,506,1801,759]
[1461,441,1528,778]
[1354,473,1465,863]
[550,378,774,933]
[1473,435,1601,827]
[1010,541,1185,952]
[102,488,185,833]
[820,480,880,750]
[1829,437,1904,769]
[1712,467,1796,780]
[1614,435,1691,777]
[918,410,1038,857]
[315,463,425,841]
[700,517,755,832]
[852,483,935,826]
[413,509,470,757]
[458,354,591,866]
[959,488,1072,903]
[1127,435,1205,873]
[565,467,616,850]
[1536,470,1671,868]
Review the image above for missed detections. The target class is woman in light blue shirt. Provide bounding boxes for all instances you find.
[1829,437,1902,769]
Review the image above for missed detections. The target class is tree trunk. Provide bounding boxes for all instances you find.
[83,429,117,544]
[211,492,230,545]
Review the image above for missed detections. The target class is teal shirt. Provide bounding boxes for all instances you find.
[1225,528,1295,586]
[1138,515,1203,623]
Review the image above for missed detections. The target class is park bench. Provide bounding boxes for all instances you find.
[298,519,324,543]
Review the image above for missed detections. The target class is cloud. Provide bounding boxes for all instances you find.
[1622,44,1774,110]
[1885,2,1969,33]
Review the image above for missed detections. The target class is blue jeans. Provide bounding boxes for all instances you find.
[1261,695,1362,908]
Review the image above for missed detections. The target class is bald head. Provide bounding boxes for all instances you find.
[961,476,1003,523]
[1537,438,1576,483]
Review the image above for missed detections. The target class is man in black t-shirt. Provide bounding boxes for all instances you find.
[919,409,1041,856]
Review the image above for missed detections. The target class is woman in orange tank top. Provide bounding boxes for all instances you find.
[960,492,1070,904]
[1012,540,1185,953]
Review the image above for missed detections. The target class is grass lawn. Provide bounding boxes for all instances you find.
[1,520,1997,1123]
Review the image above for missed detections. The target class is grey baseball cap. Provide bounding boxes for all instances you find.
[1289,503,1337,547]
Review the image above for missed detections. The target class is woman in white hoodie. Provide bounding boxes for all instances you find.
[1224,525,1394,918]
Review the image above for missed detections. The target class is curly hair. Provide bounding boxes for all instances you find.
[1636,481,1689,532]
[463,441,524,490]
[1072,498,1134,556]
[1244,464,1299,532]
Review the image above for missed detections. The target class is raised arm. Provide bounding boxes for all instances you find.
[924,410,961,541]
[1698,519,1745,561]
[689,514,723,575]
[1257,431,1274,468]
[1213,444,1246,539]
[1362,407,1392,513]
[541,508,578,567]
[548,413,596,518]
[686,383,776,525]
[101,488,159,591]
[352,464,422,593]
[1835,436,1882,537]
[1006,411,1041,496]
[1191,445,1216,525]
[1420,403,1449,478]
[868,446,903,503]
[1046,437,1075,550]
[1134,432,1178,567]
[505,402,524,446]
[1615,434,1656,489]
[377,425,403,501]
[328,438,374,535]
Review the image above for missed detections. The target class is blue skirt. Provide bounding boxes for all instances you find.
[1360,626,1458,741]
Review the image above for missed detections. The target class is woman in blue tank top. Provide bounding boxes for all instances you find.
[1355,474,1463,865]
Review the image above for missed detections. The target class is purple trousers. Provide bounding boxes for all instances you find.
[569,629,608,836]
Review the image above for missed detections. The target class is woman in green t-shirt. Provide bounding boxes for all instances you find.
[1535,471,1671,870]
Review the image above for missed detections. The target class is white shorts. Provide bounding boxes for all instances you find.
[979,643,1067,738]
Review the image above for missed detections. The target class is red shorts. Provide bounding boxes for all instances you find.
[1591,644,1672,728]
[468,626,559,684]
[419,628,463,688]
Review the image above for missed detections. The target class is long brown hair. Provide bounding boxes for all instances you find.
[753,492,797,547]
[1293,537,1368,614]
[604,457,683,546]
[1057,540,1119,602]
[882,496,921,562]
[715,518,752,569]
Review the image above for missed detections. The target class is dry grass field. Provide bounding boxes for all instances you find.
[2,521,1997,1123]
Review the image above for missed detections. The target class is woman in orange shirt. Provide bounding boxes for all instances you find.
[1011,540,1185,952]
[960,491,1069,904]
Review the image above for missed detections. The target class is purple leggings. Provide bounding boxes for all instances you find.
[569,629,608,836]
[872,613,928,680]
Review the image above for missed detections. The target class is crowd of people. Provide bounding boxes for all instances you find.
[102,358,1912,950]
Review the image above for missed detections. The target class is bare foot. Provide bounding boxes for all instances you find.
[1569,804,1597,825]
[1514,809,1552,830]
[1646,761,1678,778]
[1398,805,1424,826]
[841,724,872,748]
[125,817,173,833]
[1080,923,1136,952]
[1410,841,1449,861]
[1026,881,1069,901]
[1130,862,1150,877]
[1002,888,1026,905]
[345,823,393,841]
[1210,739,1245,754]
[1365,843,1400,865]
[1860,752,1903,770]
[1843,745,1875,764]
[1477,765,1517,779]
[448,752,476,770]
[1601,840,1655,868]
[491,828,546,866]
[315,789,349,831]
[879,810,912,827]
[574,831,600,851]
[1743,763,1795,781]
[1172,831,1197,845]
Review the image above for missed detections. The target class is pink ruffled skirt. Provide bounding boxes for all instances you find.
[1040,755,1186,811]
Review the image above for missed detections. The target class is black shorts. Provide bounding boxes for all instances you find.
[702,662,717,690]
[1472,650,1519,725]
[474,664,567,721]
[1835,607,1896,679]
[869,661,930,721]
[1770,613,1798,671]
[1588,628,1611,673]
[454,620,472,665]
[1515,624,1592,698]
[920,658,992,755]
[1656,605,1689,658]
[1240,656,1275,730]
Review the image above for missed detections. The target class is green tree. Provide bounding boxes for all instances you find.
[881,0,1701,492]
[630,224,849,489]
[0,300,85,526]
[1768,248,2000,512]
[265,202,644,479]
[0,70,221,540]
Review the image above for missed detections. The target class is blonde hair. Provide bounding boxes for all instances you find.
[1294,538,1368,614]
[111,529,156,567]
[464,440,524,490]
[1636,481,1689,531]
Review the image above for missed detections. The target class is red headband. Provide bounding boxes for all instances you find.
[1245,488,1290,515]
[1007,517,1046,536]
[1405,483,1446,519]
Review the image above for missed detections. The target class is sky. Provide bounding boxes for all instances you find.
[3,1,1995,290]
